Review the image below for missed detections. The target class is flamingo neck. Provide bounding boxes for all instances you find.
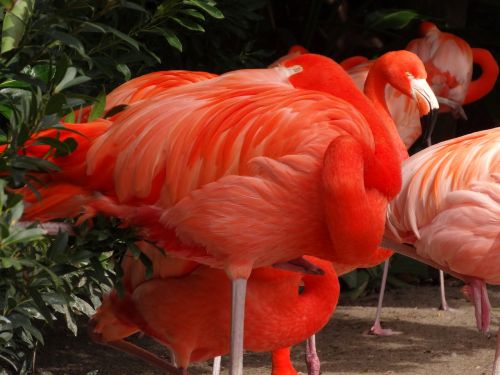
[464,48,499,104]
[364,69,409,163]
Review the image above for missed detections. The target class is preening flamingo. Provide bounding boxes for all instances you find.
[89,241,339,374]
[382,127,500,373]
[13,51,438,375]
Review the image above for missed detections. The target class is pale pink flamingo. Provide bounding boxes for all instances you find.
[341,23,498,329]
[13,51,438,375]
[382,127,500,373]
[342,21,498,151]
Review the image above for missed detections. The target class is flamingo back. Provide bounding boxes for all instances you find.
[406,24,473,104]
[386,128,500,282]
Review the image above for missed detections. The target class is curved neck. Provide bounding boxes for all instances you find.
[464,48,499,104]
[271,348,295,375]
[364,68,408,162]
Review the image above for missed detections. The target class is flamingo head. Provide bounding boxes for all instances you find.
[374,50,440,148]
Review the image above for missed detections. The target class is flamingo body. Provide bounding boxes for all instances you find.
[386,128,500,283]
[91,251,339,370]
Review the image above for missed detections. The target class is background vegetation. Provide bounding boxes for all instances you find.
[0,0,498,373]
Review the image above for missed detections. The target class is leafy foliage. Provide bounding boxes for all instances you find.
[0,0,274,372]
[0,184,137,373]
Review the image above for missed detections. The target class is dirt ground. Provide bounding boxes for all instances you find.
[36,284,500,375]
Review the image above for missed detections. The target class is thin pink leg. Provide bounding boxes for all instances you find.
[468,278,491,334]
[493,326,500,375]
[369,259,402,336]
[305,335,320,375]
[438,270,453,311]
[230,278,247,375]
[212,356,221,375]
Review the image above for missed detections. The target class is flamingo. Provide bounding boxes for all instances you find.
[342,21,499,150]
[381,127,499,373]
[12,51,438,375]
[72,70,217,122]
[341,22,498,330]
[88,241,339,375]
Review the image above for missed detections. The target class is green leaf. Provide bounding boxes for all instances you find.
[116,64,131,81]
[122,1,148,13]
[1,0,35,53]
[87,90,106,121]
[158,28,183,52]
[47,231,69,260]
[92,23,140,51]
[8,200,23,224]
[27,288,53,323]
[184,0,224,19]
[171,16,205,32]
[366,9,420,30]
[54,67,91,93]
[1,227,46,246]
[48,30,88,59]
[0,79,31,89]
[180,8,205,21]
[64,110,75,123]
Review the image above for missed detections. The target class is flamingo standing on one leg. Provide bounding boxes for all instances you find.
[88,241,339,374]
[382,127,500,374]
[12,51,438,375]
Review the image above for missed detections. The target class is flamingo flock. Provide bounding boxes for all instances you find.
[6,20,500,375]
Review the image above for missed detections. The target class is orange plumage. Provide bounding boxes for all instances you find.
[90,245,339,373]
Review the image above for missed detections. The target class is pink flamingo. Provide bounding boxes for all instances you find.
[382,127,499,373]
[342,21,498,151]
[342,23,498,330]
[14,51,438,375]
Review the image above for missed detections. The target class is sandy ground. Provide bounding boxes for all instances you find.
[35,284,500,375]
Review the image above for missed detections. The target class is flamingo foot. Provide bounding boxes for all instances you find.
[367,321,402,336]
[305,335,320,375]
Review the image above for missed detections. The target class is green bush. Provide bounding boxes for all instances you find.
[0,0,271,372]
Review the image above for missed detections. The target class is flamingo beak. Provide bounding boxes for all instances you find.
[410,78,439,152]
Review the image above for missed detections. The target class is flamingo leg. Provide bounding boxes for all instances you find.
[369,259,402,336]
[230,278,247,375]
[493,326,500,375]
[438,270,454,311]
[104,339,182,374]
[468,279,491,334]
[212,356,221,375]
[271,347,297,375]
[305,335,320,375]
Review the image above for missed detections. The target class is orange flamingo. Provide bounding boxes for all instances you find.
[381,127,500,373]
[89,242,339,375]
[13,51,438,375]
[72,70,217,122]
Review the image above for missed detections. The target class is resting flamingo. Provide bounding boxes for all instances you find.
[88,240,339,375]
[382,127,499,373]
[342,21,498,151]
[13,51,438,375]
